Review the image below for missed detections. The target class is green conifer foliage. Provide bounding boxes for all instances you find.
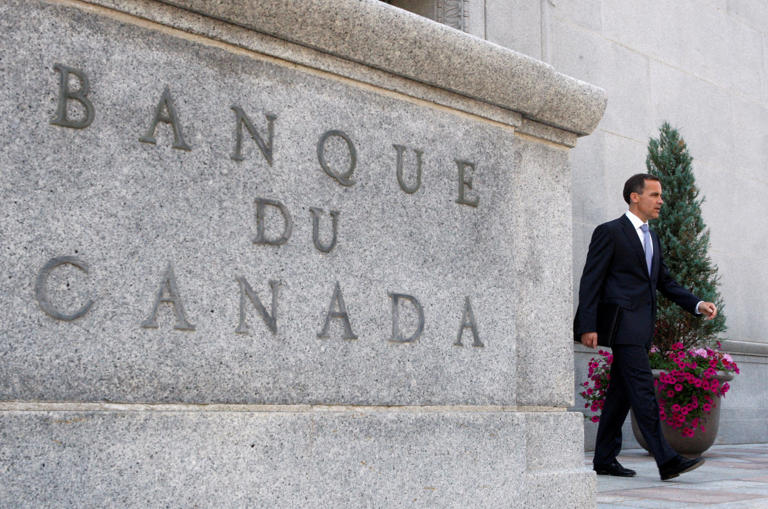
[646,123,726,351]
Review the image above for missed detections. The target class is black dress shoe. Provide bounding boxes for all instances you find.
[659,456,705,481]
[594,460,637,477]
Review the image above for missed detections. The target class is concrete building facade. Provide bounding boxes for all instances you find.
[390,0,768,447]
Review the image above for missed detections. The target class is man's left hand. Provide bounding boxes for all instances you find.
[698,302,718,320]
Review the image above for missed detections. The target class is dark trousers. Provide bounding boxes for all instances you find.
[593,344,677,468]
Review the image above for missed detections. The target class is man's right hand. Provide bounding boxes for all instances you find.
[581,332,598,349]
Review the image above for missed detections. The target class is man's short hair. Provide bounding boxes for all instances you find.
[623,173,660,204]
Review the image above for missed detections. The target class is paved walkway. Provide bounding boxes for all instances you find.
[588,443,768,508]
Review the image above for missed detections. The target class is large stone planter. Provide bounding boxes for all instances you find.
[632,370,734,456]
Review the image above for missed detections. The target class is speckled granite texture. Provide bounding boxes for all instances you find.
[0,0,579,407]
[0,0,604,506]
[0,408,593,508]
[156,0,606,135]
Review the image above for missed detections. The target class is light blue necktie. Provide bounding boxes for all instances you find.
[640,223,652,276]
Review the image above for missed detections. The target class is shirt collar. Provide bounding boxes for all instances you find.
[625,210,647,230]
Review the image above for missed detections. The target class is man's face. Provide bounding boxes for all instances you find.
[632,179,663,222]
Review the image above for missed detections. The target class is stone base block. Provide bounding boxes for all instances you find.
[0,407,594,508]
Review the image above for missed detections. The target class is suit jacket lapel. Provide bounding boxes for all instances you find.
[619,215,650,280]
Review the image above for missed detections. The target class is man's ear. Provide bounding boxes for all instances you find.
[629,192,640,204]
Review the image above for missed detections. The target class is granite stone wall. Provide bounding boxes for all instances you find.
[0,0,605,506]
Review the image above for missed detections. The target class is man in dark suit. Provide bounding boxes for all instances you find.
[574,173,718,481]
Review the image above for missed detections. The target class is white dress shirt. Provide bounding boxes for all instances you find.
[625,210,652,256]
[625,210,702,314]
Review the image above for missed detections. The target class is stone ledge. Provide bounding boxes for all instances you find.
[0,409,592,508]
[72,0,529,133]
[721,339,768,358]
[0,402,568,413]
[146,0,606,136]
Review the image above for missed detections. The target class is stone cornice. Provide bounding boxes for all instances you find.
[155,0,606,136]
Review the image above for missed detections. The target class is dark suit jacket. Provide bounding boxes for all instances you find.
[574,215,700,346]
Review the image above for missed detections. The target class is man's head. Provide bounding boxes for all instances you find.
[623,173,663,222]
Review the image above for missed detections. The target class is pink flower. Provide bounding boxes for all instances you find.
[672,342,684,350]
[672,404,681,412]
[703,404,712,412]
[675,384,683,392]
[591,416,600,423]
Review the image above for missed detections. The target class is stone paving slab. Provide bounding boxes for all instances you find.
[587,444,768,508]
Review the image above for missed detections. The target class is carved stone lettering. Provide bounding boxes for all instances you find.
[317,282,358,340]
[50,63,95,129]
[235,277,279,334]
[138,86,191,151]
[388,292,424,343]
[393,144,423,194]
[141,263,195,330]
[310,207,340,253]
[317,130,357,186]
[230,106,276,166]
[35,256,94,321]
[454,296,482,347]
[455,159,479,207]
[253,197,293,246]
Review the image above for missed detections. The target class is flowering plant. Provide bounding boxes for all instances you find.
[650,341,739,437]
[581,343,739,437]
[580,349,612,423]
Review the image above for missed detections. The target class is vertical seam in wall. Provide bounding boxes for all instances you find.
[540,0,549,63]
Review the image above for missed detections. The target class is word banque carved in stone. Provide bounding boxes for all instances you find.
[50,63,482,207]
[34,257,484,347]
